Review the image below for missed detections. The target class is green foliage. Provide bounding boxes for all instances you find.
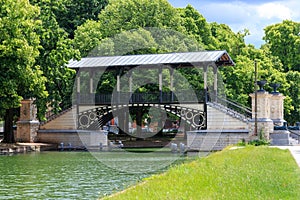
[178,5,215,49]
[30,0,80,119]
[264,20,300,71]
[285,71,300,123]
[72,0,300,124]
[0,0,47,110]
[262,20,300,123]
[53,0,108,38]
[247,139,270,146]
[98,0,184,38]
[210,22,247,58]
[73,20,102,57]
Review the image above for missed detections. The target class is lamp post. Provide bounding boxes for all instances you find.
[254,61,258,136]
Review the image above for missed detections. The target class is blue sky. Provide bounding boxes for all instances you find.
[168,0,300,47]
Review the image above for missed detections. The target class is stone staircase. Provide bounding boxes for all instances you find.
[187,99,251,151]
[39,106,99,130]
[206,100,250,130]
[39,107,77,130]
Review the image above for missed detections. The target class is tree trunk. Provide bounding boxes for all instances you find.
[3,108,15,143]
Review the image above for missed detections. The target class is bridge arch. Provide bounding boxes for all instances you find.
[78,104,206,133]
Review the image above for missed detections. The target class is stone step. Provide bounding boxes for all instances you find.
[40,108,77,130]
[207,106,248,130]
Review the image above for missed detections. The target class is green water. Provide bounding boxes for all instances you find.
[0,151,194,199]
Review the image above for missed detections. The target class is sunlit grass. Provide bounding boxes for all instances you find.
[102,146,300,200]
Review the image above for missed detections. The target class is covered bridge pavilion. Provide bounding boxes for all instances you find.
[68,50,235,105]
[67,50,235,132]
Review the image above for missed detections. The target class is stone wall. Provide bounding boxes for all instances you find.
[187,130,249,151]
[37,130,108,148]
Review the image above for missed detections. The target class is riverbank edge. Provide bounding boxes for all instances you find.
[0,142,57,155]
[101,146,300,200]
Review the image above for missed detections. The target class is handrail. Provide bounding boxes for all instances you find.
[40,105,75,125]
[79,90,206,105]
[288,130,300,144]
[216,94,252,113]
[208,94,252,121]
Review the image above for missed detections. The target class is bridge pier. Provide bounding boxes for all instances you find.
[16,99,39,142]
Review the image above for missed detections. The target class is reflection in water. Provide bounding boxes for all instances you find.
[0,151,197,199]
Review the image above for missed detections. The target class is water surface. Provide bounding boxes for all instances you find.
[0,151,193,199]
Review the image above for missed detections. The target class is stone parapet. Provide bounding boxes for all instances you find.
[37,130,108,148]
[187,130,249,151]
[248,118,273,140]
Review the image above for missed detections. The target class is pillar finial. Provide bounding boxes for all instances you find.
[270,83,280,94]
[257,80,267,92]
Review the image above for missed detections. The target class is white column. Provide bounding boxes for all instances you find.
[213,66,218,98]
[170,67,174,91]
[89,70,94,94]
[129,71,133,93]
[77,76,81,93]
[159,67,163,103]
[117,74,120,92]
[159,67,163,91]
[203,66,207,91]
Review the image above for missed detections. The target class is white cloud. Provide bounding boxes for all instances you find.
[168,0,300,47]
[256,3,292,20]
[199,2,254,24]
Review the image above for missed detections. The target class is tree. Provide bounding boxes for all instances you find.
[30,0,80,120]
[285,71,300,124]
[53,0,108,39]
[0,0,47,143]
[210,22,248,59]
[263,20,300,123]
[178,5,215,50]
[74,0,191,56]
[73,20,102,57]
[264,20,300,71]
[98,0,185,38]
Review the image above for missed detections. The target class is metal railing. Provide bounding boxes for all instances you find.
[78,90,206,105]
[40,106,75,125]
[207,94,252,122]
[288,129,300,144]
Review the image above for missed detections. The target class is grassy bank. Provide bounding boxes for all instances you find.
[102,146,300,200]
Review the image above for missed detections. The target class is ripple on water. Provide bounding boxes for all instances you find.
[0,151,192,199]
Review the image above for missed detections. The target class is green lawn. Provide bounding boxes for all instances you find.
[102,146,300,200]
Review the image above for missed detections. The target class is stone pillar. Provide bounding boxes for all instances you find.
[249,90,274,140]
[269,83,286,126]
[270,93,286,126]
[16,99,39,142]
